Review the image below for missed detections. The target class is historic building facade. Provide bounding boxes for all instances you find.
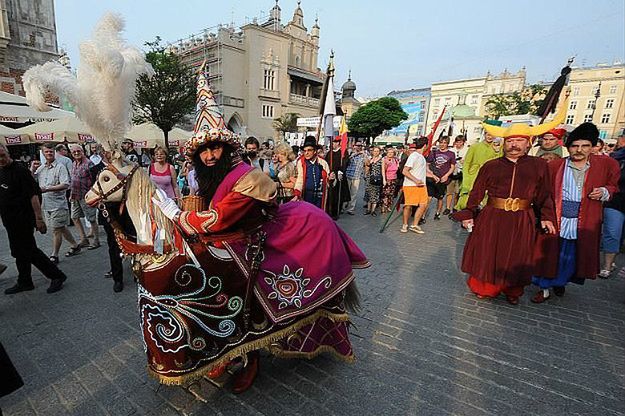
[340,70,361,119]
[386,87,430,138]
[171,1,325,140]
[0,0,59,96]
[559,64,625,139]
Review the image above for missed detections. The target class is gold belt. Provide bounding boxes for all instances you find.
[487,197,531,212]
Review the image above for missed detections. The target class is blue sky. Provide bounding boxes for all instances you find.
[56,0,625,97]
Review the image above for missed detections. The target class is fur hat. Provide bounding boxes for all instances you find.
[566,122,599,147]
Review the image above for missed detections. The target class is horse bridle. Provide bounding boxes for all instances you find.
[92,163,140,204]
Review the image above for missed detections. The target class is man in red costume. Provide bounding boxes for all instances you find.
[532,123,620,302]
[453,120,561,304]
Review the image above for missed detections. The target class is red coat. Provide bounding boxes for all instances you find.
[534,155,620,279]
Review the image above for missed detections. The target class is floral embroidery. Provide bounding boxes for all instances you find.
[264,265,332,310]
[179,209,218,234]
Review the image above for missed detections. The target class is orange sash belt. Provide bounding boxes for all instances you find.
[487,197,531,212]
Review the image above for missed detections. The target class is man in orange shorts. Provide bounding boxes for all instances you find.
[401,137,429,234]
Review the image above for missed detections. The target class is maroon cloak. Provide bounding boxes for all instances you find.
[534,154,620,280]
[453,156,555,290]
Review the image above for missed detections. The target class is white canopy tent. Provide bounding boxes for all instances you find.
[167,127,193,147]
[125,123,166,148]
[0,124,31,145]
[16,116,93,143]
[0,91,74,124]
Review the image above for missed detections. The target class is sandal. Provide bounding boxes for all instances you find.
[49,255,59,264]
[65,246,81,257]
[598,269,611,279]
[87,242,101,250]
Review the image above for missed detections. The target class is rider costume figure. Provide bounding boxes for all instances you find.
[152,124,369,392]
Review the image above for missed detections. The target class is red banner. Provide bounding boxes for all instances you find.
[78,133,94,143]
[4,136,23,145]
[34,132,54,142]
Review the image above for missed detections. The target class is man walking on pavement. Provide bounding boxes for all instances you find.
[69,144,101,250]
[0,143,68,294]
[344,141,365,215]
[532,123,620,302]
[35,142,81,264]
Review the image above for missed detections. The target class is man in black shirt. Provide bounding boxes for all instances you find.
[0,144,68,294]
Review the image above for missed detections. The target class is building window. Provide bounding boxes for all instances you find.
[418,111,425,122]
[569,101,577,110]
[609,85,617,94]
[573,87,580,96]
[262,104,274,119]
[605,99,614,109]
[420,100,426,108]
[601,113,611,124]
[565,114,575,124]
[433,98,440,106]
[263,69,275,90]
[471,95,478,105]
[584,114,593,123]
[473,127,481,133]
[599,130,608,139]
[433,110,439,119]
[586,100,595,109]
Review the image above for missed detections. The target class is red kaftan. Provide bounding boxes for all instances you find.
[453,156,556,293]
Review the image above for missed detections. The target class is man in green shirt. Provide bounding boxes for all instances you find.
[455,133,502,210]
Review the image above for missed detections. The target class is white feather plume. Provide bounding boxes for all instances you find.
[22,12,154,152]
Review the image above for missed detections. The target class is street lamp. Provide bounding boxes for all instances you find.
[591,81,602,122]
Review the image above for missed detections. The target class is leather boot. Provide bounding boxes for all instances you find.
[231,352,258,394]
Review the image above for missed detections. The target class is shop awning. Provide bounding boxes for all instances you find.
[0,92,75,123]
[0,124,31,145]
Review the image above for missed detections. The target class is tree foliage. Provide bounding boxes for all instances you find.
[133,37,196,148]
[273,112,301,136]
[484,84,547,119]
[348,97,408,142]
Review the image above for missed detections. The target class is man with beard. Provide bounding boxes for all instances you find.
[452,117,564,304]
[529,128,569,160]
[455,132,502,210]
[293,136,330,208]
[325,137,350,219]
[152,128,369,393]
[532,123,619,302]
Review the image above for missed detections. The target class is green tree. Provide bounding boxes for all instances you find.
[273,112,301,137]
[348,97,407,143]
[484,84,547,119]
[133,37,196,148]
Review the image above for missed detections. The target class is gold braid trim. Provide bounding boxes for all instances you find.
[268,344,355,363]
[147,309,352,386]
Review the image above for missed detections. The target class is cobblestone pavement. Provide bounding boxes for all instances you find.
[1,209,624,416]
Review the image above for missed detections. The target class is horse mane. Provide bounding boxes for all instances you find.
[125,167,176,247]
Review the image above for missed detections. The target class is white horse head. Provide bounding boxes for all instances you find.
[86,162,175,247]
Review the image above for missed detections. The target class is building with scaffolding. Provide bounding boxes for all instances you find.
[168,1,325,140]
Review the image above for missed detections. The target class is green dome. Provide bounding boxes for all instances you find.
[451,104,476,119]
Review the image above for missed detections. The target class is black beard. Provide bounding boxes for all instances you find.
[193,145,234,202]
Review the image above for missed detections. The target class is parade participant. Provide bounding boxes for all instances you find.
[69,144,100,250]
[148,126,369,393]
[121,139,141,165]
[444,135,467,215]
[344,141,365,215]
[293,136,330,208]
[401,137,429,234]
[381,147,400,213]
[532,123,620,302]
[0,143,68,295]
[455,132,502,210]
[273,142,298,203]
[36,142,82,263]
[149,146,181,199]
[364,146,383,216]
[529,128,569,160]
[452,114,568,304]
[324,137,350,219]
[426,136,455,220]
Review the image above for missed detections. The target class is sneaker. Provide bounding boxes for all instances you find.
[418,218,426,226]
[4,283,35,295]
[598,269,611,279]
[409,225,425,234]
[434,213,441,220]
[400,224,408,233]
[442,209,451,215]
[47,275,67,294]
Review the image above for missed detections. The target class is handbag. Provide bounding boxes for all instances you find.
[370,175,383,186]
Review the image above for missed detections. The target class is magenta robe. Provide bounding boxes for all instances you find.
[534,155,620,280]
